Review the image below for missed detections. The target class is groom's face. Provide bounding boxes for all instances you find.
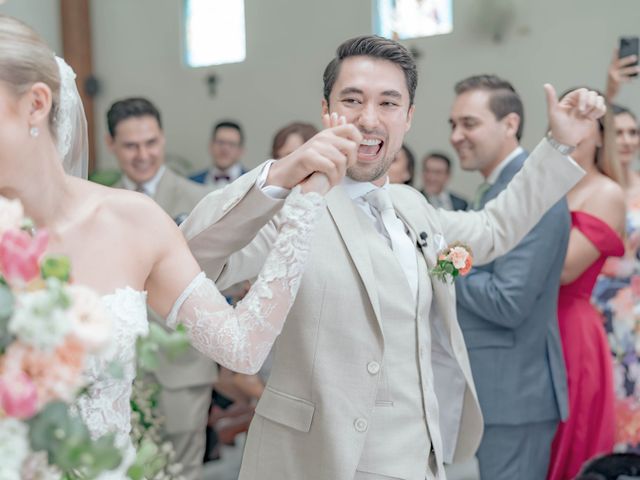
[322,56,414,184]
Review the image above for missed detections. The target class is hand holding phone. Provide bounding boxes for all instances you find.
[619,36,639,77]
[606,37,640,100]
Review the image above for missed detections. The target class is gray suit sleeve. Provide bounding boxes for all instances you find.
[455,201,570,330]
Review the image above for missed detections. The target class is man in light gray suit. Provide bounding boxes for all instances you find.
[181,36,602,480]
[451,75,570,479]
[106,98,215,480]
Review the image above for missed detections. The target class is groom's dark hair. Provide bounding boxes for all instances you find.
[107,97,162,138]
[323,35,418,106]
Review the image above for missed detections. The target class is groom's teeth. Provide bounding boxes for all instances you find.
[360,139,382,146]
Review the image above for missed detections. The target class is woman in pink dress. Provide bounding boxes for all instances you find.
[548,92,626,480]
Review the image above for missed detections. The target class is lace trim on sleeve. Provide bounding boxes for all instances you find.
[167,188,324,374]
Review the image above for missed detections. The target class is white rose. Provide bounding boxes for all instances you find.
[0,197,24,238]
[67,285,113,352]
[0,418,30,480]
[9,289,72,350]
[448,246,469,270]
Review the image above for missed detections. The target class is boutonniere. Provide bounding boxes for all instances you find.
[430,242,473,283]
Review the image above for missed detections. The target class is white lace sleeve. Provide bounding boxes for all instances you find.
[166,188,324,374]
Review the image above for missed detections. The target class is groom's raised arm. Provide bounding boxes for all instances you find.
[180,164,284,285]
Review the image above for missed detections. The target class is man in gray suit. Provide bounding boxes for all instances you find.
[181,36,604,480]
[106,97,215,480]
[451,75,570,479]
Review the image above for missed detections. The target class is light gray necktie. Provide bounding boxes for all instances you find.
[365,188,418,301]
[471,182,491,210]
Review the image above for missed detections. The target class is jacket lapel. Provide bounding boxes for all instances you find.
[326,187,383,333]
[153,168,173,206]
[480,152,528,208]
[392,196,454,337]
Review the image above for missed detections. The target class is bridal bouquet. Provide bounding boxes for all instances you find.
[0,197,124,479]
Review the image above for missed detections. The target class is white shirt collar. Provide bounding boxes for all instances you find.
[341,175,389,200]
[486,146,524,185]
[121,165,166,197]
[435,190,451,203]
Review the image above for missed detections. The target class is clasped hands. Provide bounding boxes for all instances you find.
[267,112,362,195]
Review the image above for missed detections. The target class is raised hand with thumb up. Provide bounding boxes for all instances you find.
[544,84,606,149]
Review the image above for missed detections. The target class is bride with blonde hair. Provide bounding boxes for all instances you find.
[0,14,355,478]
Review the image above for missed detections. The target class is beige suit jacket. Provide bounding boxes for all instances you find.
[181,139,584,479]
[113,167,217,391]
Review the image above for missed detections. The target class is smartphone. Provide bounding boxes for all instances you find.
[619,36,639,77]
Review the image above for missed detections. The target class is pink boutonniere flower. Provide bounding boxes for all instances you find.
[430,242,473,283]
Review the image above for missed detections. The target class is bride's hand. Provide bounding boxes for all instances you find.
[300,172,331,194]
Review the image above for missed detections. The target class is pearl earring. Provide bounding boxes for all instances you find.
[29,126,39,138]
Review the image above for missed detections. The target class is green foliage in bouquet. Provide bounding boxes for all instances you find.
[128,323,189,480]
[137,323,190,372]
[41,255,72,282]
[0,281,13,353]
[28,402,122,478]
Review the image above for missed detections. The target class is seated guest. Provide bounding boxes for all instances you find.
[190,120,247,189]
[388,143,415,185]
[271,121,318,159]
[106,97,216,480]
[421,151,468,210]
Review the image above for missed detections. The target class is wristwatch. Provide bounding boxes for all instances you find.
[546,132,576,155]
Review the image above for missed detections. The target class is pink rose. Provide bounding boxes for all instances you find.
[1,339,86,407]
[0,371,38,419]
[448,246,470,270]
[0,229,49,286]
[458,256,473,276]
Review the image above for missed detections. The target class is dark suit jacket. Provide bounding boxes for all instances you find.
[450,192,468,211]
[455,150,570,426]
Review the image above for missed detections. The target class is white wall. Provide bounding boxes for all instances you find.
[0,0,61,53]
[4,0,640,195]
[90,0,640,195]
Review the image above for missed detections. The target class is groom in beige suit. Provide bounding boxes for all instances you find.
[181,36,603,480]
[106,98,214,480]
